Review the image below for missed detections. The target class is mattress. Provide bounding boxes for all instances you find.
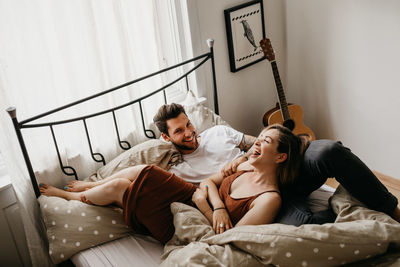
[71,234,163,267]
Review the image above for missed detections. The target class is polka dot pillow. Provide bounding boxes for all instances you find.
[38,195,133,264]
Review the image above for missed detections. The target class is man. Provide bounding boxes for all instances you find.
[153,103,254,183]
[153,103,400,222]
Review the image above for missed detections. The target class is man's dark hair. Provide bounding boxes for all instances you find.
[153,103,187,135]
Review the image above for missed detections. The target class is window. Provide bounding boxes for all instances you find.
[154,0,198,103]
[0,1,195,181]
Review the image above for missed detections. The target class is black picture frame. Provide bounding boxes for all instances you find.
[224,0,266,72]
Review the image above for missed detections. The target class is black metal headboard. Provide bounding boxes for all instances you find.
[6,39,219,198]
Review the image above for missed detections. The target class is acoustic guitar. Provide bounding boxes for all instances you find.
[260,38,315,140]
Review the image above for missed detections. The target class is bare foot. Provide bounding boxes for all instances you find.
[40,184,81,201]
[65,180,96,192]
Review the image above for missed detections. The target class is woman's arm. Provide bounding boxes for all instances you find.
[235,193,281,227]
[199,172,233,233]
[192,187,213,224]
[199,172,225,210]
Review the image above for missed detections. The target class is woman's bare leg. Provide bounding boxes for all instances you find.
[40,184,82,201]
[42,165,148,207]
[41,178,132,207]
[65,165,147,192]
[81,178,132,207]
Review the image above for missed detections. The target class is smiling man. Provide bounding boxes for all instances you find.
[159,112,199,154]
[153,103,255,183]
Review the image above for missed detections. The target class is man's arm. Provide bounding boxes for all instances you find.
[221,134,256,177]
[239,134,257,152]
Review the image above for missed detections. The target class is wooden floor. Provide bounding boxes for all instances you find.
[325,170,400,200]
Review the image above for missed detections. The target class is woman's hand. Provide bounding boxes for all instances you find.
[221,156,247,177]
[213,209,233,234]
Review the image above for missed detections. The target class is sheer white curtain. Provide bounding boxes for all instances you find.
[0,0,190,266]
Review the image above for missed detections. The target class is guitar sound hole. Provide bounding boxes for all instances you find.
[283,119,295,131]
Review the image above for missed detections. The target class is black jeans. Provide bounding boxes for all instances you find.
[287,139,398,215]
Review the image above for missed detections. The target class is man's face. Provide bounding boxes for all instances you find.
[162,113,199,154]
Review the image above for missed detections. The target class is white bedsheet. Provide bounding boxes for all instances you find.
[71,234,163,267]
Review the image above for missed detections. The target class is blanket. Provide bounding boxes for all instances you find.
[161,186,400,266]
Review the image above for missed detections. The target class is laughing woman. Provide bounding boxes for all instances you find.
[40,124,303,244]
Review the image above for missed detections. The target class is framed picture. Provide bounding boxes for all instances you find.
[224,0,266,72]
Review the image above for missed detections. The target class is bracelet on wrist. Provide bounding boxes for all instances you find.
[213,207,226,211]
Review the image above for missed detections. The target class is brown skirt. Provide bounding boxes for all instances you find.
[122,165,197,244]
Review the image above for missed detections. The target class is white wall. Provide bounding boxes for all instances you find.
[286,0,400,178]
[187,0,287,136]
[191,0,400,178]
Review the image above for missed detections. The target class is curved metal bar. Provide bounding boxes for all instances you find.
[20,52,211,126]
[20,55,211,128]
[209,46,219,114]
[49,125,78,180]
[185,76,189,92]
[138,101,156,139]
[112,111,131,150]
[83,119,106,165]
[7,108,40,197]
[163,90,167,104]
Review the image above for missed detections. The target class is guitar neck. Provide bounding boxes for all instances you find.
[270,61,290,121]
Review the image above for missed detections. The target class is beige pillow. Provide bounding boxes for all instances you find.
[38,196,131,264]
[184,102,230,134]
[87,139,181,180]
[180,90,230,134]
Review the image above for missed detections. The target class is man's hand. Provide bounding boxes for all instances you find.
[239,134,257,152]
[221,156,247,177]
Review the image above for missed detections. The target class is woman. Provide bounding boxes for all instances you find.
[40,124,303,244]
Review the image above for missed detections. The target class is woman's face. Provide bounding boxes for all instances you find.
[249,128,286,167]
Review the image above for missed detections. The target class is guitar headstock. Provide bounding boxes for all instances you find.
[259,38,275,62]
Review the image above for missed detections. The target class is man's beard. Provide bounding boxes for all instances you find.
[172,136,198,152]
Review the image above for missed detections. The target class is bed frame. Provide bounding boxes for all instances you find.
[6,39,219,198]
